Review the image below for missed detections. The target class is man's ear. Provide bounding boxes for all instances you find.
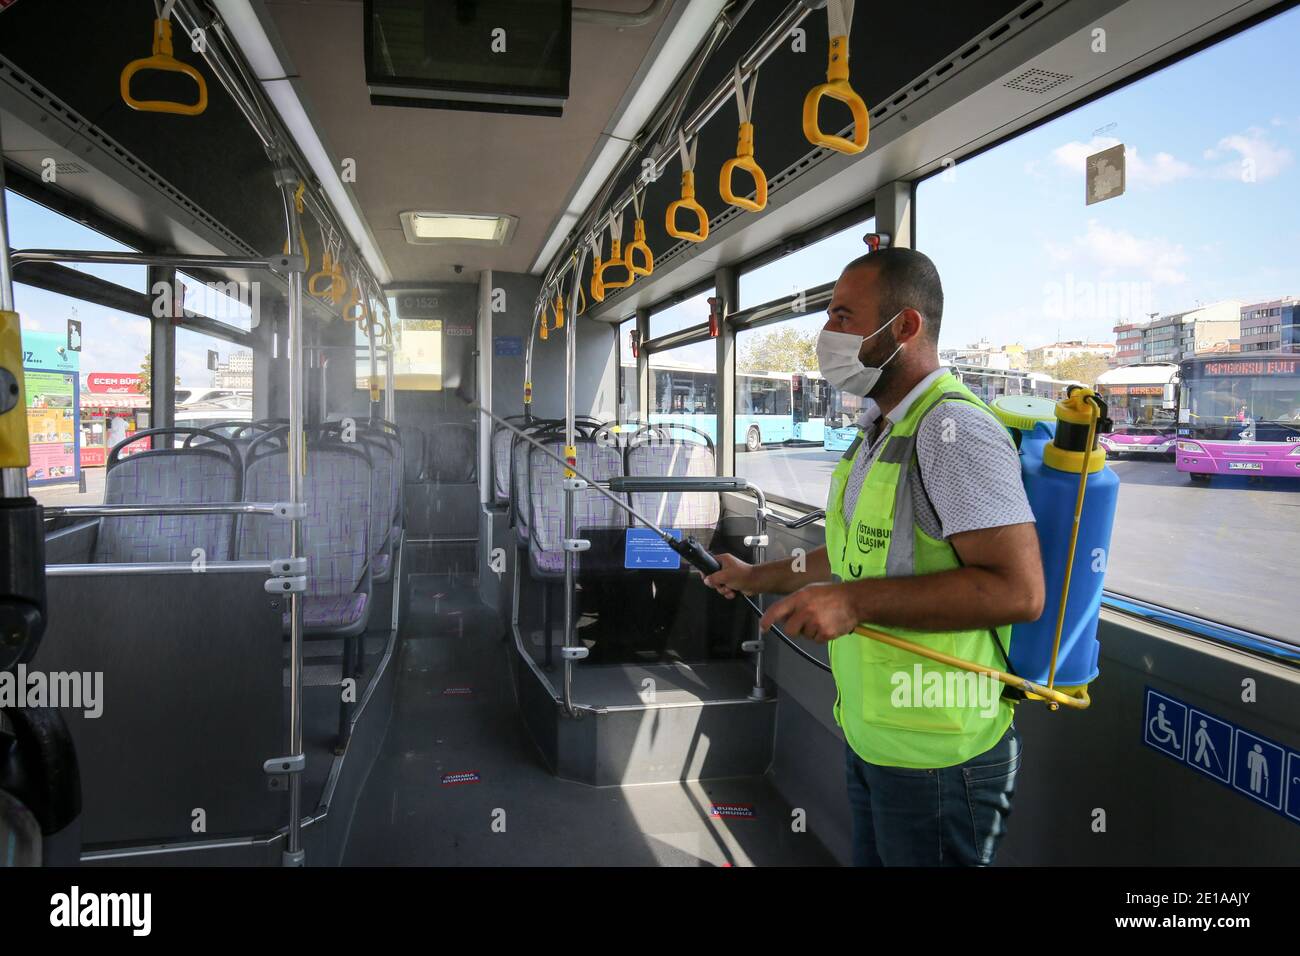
[896,308,926,343]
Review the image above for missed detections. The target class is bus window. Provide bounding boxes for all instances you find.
[649,288,713,340]
[175,328,254,430]
[739,217,875,309]
[915,5,1300,643]
[733,310,828,507]
[6,189,147,293]
[179,272,260,332]
[618,316,639,423]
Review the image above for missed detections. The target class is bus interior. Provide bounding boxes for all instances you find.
[1,0,1299,881]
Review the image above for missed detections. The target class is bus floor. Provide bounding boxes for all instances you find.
[341,569,836,867]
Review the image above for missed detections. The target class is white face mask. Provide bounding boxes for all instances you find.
[815,310,905,396]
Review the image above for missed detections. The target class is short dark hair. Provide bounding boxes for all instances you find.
[843,247,943,342]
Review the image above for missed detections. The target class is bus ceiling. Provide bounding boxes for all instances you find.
[0,0,1278,294]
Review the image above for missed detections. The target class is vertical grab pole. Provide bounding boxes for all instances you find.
[561,250,588,716]
[383,305,395,423]
[276,168,307,866]
[749,485,769,700]
[0,115,28,499]
[522,292,545,415]
[367,302,379,420]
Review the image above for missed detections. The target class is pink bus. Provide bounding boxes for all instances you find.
[1096,363,1180,459]
[1175,353,1300,481]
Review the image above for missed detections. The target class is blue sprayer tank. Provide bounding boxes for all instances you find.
[990,392,1120,692]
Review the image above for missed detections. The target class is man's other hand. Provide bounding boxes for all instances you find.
[761,582,860,643]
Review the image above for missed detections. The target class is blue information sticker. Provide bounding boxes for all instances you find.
[494,336,523,356]
[625,528,682,569]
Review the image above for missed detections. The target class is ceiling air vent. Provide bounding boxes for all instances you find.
[1003,67,1072,94]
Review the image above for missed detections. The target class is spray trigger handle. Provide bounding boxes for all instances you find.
[671,536,722,575]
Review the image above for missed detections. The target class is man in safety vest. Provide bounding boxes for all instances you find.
[703,248,1045,866]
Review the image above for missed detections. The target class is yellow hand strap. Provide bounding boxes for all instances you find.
[120,18,208,116]
[802,36,869,154]
[596,213,634,291]
[665,131,708,242]
[720,65,767,212]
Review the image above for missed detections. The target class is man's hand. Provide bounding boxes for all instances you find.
[761,582,861,643]
[701,552,758,599]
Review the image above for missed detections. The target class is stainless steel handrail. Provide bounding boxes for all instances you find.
[46,560,283,577]
[10,249,290,272]
[761,508,826,530]
[44,502,281,519]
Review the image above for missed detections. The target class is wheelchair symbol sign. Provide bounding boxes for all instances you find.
[1143,689,1188,760]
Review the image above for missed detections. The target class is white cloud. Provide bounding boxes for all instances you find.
[1203,127,1293,181]
[1044,220,1188,286]
[1051,136,1194,187]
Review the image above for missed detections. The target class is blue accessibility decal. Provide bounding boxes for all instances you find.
[624,527,682,570]
[1143,686,1298,827]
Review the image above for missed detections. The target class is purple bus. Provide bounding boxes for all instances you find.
[1175,353,1300,481]
[1096,363,1180,459]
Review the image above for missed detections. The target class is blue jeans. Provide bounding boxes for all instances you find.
[844,724,1021,866]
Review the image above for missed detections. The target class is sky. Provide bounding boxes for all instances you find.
[9,192,253,391]
[637,5,1300,371]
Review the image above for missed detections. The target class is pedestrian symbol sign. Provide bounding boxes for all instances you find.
[1143,689,1187,760]
[1232,729,1283,811]
[1187,709,1232,784]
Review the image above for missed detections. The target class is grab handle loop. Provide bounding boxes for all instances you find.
[120,15,209,116]
[720,65,767,212]
[596,213,634,291]
[802,0,869,155]
[309,249,346,303]
[665,131,709,242]
[623,188,654,277]
[282,182,311,273]
[553,293,565,331]
[589,236,606,303]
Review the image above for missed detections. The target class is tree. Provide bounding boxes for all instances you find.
[738,327,819,374]
[1047,353,1111,387]
[138,353,151,394]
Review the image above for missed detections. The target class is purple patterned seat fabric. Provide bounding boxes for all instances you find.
[240,446,372,630]
[95,449,240,563]
[626,441,720,530]
[527,441,625,577]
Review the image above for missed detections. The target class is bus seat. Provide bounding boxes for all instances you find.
[526,439,626,578]
[491,421,519,505]
[94,427,243,563]
[426,423,477,483]
[625,440,721,539]
[240,435,373,638]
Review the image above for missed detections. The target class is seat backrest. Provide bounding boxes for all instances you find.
[527,439,626,576]
[94,428,242,563]
[400,425,425,482]
[492,420,525,504]
[359,432,397,559]
[239,438,372,599]
[426,423,477,483]
[626,440,721,530]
